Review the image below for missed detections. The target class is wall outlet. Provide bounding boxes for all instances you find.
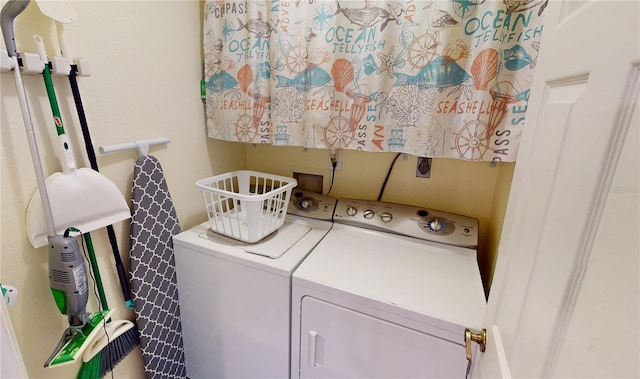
[416,157,432,178]
[328,149,343,171]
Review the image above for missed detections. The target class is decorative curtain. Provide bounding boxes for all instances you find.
[203,0,546,161]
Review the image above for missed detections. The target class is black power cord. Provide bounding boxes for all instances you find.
[377,153,402,201]
[326,153,338,196]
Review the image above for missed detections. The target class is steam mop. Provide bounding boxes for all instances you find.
[0,0,111,368]
[43,230,113,368]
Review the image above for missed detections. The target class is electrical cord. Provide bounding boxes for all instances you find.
[64,228,100,308]
[326,156,337,196]
[377,153,402,201]
[326,150,338,196]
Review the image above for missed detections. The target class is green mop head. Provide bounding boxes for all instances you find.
[45,309,113,368]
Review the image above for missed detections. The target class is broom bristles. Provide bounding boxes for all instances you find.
[99,325,140,377]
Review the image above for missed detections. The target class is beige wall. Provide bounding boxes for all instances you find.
[0,1,244,378]
[245,145,514,293]
[484,161,515,295]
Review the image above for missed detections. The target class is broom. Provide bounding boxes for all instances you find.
[77,232,139,378]
[66,62,140,377]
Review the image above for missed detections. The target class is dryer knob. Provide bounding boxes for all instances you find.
[300,199,312,209]
[363,210,375,219]
[380,212,393,223]
[346,206,357,216]
[428,219,443,232]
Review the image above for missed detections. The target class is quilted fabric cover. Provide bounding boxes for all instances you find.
[129,155,187,378]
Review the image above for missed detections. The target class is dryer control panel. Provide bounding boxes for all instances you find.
[287,190,337,221]
[333,198,478,248]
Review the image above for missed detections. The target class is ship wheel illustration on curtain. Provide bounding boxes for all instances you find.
[203,0,547,162]
[323,59,376,149]
[452,47,498,160]
[233,63,272,143]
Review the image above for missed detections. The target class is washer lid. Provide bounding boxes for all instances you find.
[293,224,487,331]
[174,216,332,276]
[242,223,310,258]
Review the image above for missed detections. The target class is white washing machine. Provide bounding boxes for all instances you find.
[174,190,336,379]
[291,198,487,378]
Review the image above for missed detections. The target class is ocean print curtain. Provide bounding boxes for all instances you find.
[203,0,546,161]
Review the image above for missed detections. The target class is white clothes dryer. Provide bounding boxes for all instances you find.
[291,198,487,378]
[174,190,336,379]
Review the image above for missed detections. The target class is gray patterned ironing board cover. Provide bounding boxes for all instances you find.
[129,155,187,378]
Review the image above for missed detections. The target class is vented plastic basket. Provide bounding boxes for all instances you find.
[196,171,297,243]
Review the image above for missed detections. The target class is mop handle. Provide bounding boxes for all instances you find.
[35,35,77,172]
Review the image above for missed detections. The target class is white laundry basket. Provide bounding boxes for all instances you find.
[196,171,297,243]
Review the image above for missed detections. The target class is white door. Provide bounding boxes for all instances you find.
[474,1,639,377]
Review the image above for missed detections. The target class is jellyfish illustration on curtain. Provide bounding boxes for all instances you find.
[203,0,546,162]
